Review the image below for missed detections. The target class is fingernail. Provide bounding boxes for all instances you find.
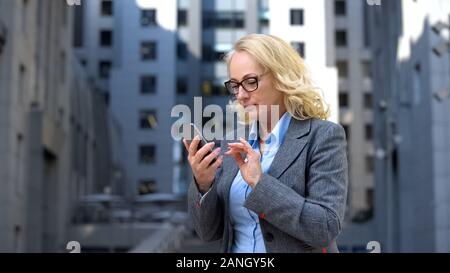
[214,148,221,154]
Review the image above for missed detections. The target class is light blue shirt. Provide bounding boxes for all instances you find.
[229,112,292,253]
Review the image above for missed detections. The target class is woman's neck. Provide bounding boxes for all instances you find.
[258,108,286,141]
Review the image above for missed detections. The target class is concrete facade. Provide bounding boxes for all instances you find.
[369,0,450,252]
[269,0,339,123]
[334,0,375,221]
[74,0,339,198]
[0,0,113,252]
[75,0,179,197]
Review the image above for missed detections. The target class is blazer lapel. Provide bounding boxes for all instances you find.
[268,118,311,179]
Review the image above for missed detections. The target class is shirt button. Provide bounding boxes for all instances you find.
[265,232,274,242]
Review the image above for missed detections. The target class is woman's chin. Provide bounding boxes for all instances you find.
[243,106,258,120]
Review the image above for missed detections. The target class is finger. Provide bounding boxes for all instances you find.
[229,143,259,163]
[199,147,221,168]
[210,155,223,170]
[225,146,244,156]
[236,139,259,159]
[188,135,201,156]
[239,138,254,154]
[226,146,246,165]
[194,142,216,164]
[231,152,246,167]
[227,143,246,149]
[227,144,247,155]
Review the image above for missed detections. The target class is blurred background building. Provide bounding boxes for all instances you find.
[369,0,450,252]
[0,0,119,252]
[0,0,449,253]
[73,0,339,198]
[334,0,375,223]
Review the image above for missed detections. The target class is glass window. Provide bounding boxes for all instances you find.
[365,124,373,141]
[141,41,157,60]
[339,92,349,108]
[178,9,187,26]
[364,93,373,109]
[99,30,112,47]
[139,110,157,129]
[141,9,157,27]
[177,77,188,95]
[366,189,374,209]
[336,30,347,47]
[337,61,348,78]
[202,80,212,96]
[202,79,227,96]
[335,0,346,16]
[203,11,244,29]
[291,42,305,58]
[139,145,156,164]
[290,9,304,25]
[98,60,111,79]
[202,44,229,62]
[366,155,374,173]
[361,60,372,78]
[177,42,187,60]
[259,10,269,27]
[141,75,157,94]
[138,179,157,195]
[101,0,113,16]
[18,64,26,105]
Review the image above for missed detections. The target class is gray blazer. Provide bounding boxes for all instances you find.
[188,118,348,253]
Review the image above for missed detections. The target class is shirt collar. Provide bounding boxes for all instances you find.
[248,112,292,148]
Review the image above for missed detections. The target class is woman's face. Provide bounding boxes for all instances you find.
[228,51,285,120]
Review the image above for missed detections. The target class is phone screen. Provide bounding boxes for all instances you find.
[190,123,208,149]
[188,123,217,165]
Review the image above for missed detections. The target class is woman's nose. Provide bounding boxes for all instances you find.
[236,85,249,100]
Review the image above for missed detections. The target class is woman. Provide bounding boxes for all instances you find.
[183,34,348,253]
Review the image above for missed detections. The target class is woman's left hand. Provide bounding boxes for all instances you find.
[225,138,263,188]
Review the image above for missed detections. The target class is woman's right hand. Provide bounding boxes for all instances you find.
[183,136,223,194]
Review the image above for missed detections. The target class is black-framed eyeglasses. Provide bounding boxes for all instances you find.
[224,73,267,95]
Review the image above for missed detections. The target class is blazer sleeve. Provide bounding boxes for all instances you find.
[244,123,348,248]
[187,142,226,243]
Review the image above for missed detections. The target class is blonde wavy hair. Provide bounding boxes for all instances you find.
[224,34,330,121]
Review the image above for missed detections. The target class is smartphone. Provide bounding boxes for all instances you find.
[187,123,217,165]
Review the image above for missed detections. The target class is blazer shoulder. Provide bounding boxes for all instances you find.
[307,119,346,146]
[308,118,344,133]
